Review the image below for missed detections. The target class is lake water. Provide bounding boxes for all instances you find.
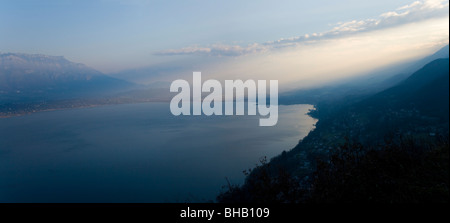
[0,102,316,202]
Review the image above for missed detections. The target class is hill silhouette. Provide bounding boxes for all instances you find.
[368,58,449,120]
[218,57,450,203]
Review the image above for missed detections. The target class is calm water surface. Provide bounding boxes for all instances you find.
[0,102,316,202]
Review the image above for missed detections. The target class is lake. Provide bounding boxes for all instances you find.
[0,102,316,202]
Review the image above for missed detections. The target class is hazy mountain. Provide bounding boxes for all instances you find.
[338,45,449,90]
[362,58,449,121]
[373,44,450,88]
[0,53,135,101]
[404,44,449,73]
[218,58,450,203]
[280,45,450,105]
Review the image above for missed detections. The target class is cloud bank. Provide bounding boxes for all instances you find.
[155,0,449,57]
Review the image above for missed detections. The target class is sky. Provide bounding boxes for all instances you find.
[1,0,449,89]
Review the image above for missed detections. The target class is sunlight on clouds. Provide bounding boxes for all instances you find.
[155,0,449,57]
[114,0,449,89]
[197,17,449,91]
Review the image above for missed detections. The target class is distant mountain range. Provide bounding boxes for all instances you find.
[280,45,450,106]
[0,53,135,101]
[374,44,450,88]
[1,46,448,117]
[362,58,449,121]
[0,53,175,117]
[301,56,450,153]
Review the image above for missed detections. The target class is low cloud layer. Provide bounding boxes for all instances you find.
[154,44,267,57]
[155,0,449,57]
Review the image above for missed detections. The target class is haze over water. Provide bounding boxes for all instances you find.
[0,102,316,202]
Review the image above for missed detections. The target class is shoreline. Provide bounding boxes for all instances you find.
[0,98,170,119]
[2,99,317,119]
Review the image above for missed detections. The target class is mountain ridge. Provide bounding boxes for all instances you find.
[217,55,450,203]
[0,52,135,99]
[360,58,449,121]
[279,45,450,106]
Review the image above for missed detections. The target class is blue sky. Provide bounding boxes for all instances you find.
[1,0,449,88]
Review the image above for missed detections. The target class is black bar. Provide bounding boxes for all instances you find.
[0,203,448,222]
